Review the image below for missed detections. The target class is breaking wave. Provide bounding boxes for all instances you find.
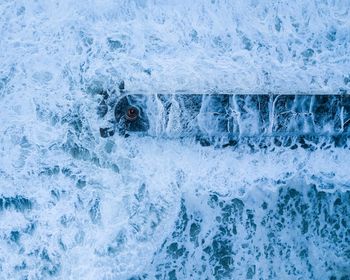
[0,1,349,279]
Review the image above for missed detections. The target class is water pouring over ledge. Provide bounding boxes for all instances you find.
[97,88,350,147]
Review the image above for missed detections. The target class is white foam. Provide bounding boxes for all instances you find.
[0,0,350,278]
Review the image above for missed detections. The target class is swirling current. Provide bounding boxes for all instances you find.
[0,1,350,279]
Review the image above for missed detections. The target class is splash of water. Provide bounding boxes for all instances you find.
[0,1,350,279]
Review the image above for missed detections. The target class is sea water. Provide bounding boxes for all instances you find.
[0,1,350,279]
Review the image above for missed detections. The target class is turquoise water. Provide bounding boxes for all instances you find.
[0,1,349,279]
